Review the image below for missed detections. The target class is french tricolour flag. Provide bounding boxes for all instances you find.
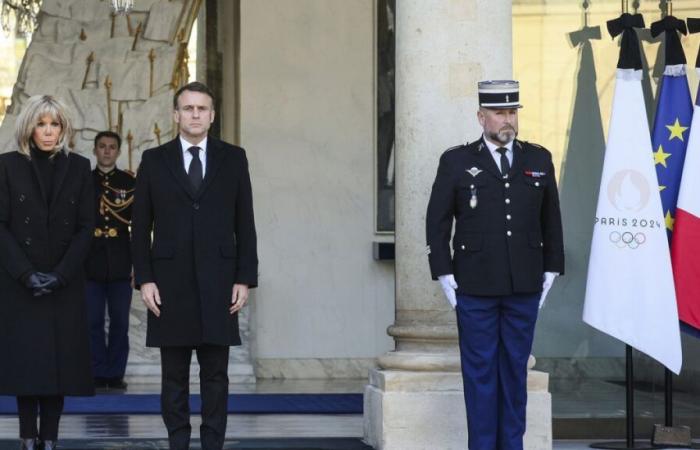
[671,69,700,336]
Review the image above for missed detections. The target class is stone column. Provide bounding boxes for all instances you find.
[363,1,551,449]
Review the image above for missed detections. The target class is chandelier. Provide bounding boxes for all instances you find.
[111,0,134,15]
[0,0,40,35]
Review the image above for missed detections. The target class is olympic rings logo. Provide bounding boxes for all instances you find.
[609,231,646,249]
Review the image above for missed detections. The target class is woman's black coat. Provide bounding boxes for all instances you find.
[0,150,95,396]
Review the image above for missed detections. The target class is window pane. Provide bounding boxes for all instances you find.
[514,0,700,437]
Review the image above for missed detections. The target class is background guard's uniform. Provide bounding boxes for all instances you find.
[84,167,135,386]
[426,137,564,449]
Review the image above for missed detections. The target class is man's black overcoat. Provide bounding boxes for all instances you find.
[0,150,95,396]
[131,137,258,347]
[426,138,565,296]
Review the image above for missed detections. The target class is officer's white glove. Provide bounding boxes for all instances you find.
[438,274,458,309]
[539,272,558,309]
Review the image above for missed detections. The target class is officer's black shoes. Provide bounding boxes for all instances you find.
[93,377,108,389]
[19,438,36,450]
[107,378,128,390]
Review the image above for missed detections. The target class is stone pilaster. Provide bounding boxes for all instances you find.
[363,1,552,448]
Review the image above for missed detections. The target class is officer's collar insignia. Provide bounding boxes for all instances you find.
[467,167,483,177]
[425,245,431,255]
[525,170,546,178]
[515,141,523,150]
[477,142,485,152]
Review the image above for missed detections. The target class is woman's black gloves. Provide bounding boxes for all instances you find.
[22,272,64,297]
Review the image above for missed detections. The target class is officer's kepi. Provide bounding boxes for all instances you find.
[478,80,523,109]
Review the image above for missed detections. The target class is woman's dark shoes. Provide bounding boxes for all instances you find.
[19,438,36,450]
[107,377,128,390]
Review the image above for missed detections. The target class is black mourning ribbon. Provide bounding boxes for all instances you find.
[651,16,688,66]
[496,147,510,177]
[607,13,646,70]
[188,146,203,191]
[688,18,700,68]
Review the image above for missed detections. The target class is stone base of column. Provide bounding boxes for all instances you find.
[363,368,552,450]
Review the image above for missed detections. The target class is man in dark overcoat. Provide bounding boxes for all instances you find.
[84,130,135,390]
[131,81,258,450]
[426,80,564,450]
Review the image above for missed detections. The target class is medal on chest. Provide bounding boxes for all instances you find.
[469,184,477,209]
[465,167,482,210]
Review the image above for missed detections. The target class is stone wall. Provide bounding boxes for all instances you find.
[0,0,197,169]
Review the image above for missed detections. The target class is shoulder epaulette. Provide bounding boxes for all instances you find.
[520,140,545,150]
[445,142,468,153]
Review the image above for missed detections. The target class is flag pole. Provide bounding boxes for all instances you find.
[664,368,672,426]
[590,346,655,449]
[647,9,698,447]
[586,9,675,448]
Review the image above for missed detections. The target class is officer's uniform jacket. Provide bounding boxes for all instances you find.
[85,167,135,282]
[426,138,564,296]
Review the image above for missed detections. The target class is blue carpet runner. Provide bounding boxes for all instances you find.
[0,438,372,449]
[0,394,363,415]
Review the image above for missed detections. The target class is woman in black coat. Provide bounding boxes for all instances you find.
[0,95,94,450]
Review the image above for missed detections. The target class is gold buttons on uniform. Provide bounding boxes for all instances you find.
[507,231,512,237]
[505,198,511,204]
[506,214,512,220]
[505,182,510,188]
[94,227,119,238]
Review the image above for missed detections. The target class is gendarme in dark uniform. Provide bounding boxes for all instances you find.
[426,80,564,450]
[84,131,135,390]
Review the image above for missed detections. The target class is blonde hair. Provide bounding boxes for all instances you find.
[14,95,73,158]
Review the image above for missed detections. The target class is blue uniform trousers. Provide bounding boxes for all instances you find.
[456,292,540,450]
[85,280,133,379]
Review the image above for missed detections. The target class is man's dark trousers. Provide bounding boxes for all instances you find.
[456,292,540,450]
[85,280,132,380]
[161,345,229,450]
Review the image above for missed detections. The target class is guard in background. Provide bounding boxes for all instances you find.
[85,131,135,390]
[426,80,564,450]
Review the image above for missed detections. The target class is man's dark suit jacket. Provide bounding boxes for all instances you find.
[426,138,564,297]
[131,137,258,347]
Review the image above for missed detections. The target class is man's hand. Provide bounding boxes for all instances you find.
[230,284,249,314]
[539,272,558,309]
[438,274,458,309]
[140,282,161,317]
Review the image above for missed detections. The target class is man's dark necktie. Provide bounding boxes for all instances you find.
[188,146,203,191]
[496,147,510,177]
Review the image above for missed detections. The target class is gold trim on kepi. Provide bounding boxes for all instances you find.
[478,80,523,109]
